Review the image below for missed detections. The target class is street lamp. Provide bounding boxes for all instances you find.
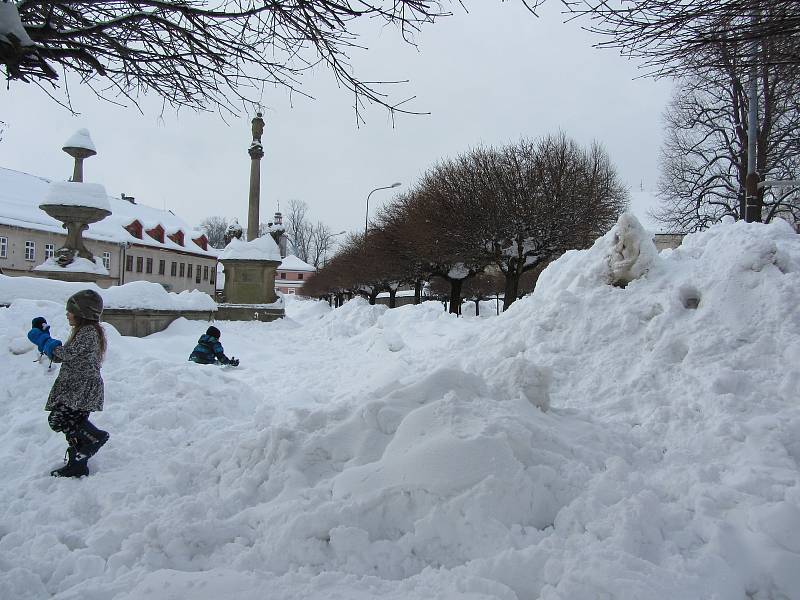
[365,182,401,236]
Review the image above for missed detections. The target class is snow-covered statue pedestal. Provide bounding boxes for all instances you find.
[35,180,113,285]
[217,235,284,322]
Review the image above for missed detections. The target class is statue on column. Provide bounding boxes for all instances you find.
[251,112,264,145]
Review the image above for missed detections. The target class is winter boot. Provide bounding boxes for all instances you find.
[75,419,110,458]
[50,446,89,478]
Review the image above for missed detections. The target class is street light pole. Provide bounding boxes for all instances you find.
[365,182,401,237]
[744,7,761,223]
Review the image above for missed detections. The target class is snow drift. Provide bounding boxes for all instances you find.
[0,217,798,599]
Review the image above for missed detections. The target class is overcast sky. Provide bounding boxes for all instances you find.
[0,2,673,241]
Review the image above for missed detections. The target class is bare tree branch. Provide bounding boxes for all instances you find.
[1,0,457,116]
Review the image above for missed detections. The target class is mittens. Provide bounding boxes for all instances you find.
[31,317,50,332]
[27,326,62,358]
[42,337,63,359]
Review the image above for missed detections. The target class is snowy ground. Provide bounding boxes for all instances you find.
[1,218,799,600]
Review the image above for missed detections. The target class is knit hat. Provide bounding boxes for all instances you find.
[66,289,103,322]
[206,325,221,339]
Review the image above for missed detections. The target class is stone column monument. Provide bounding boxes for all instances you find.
[216,113,283,322]
[247,112,265,241]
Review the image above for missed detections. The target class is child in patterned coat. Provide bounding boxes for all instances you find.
[28,289,110,478]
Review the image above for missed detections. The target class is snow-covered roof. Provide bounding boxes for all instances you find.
[278,254,316,272]
[220,234,281,261]
[0,167,217,258]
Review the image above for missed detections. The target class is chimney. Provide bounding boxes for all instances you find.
[121,193,136,204]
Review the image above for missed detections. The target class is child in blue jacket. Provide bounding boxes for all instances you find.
[189,326,239,366]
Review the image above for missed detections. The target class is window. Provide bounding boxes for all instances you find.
[45,243,55,259]
[187,264,193,279]
[159,260,166,275]
[203,265,209,281]
[102,252,111,269]
[280,272,286,279]
[126,255,134,272]
[136,256,144,273]
[146,257,153,274]
[195,264,201,284]
[210,268,216,285]
[171,261,177,276]
[0,236,7,258]
[298,273,304,280]
[179,263,185,277]
[25,240,35,261]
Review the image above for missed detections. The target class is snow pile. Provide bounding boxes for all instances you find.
[607,212,657,286]
[42,181,111,212]
[0,219,798,599]
[102,281,217,311]
[0,275,216,311]
[33,256,110,275]
[220,235,282,262]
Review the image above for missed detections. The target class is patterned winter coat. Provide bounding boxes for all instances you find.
[46,326,105,412]
[189,334,231,365]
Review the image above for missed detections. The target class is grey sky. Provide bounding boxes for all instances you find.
[0,2,673,240]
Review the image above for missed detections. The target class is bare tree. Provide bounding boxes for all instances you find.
[417,136,626,310]
[565,0,800,75]
[653,45,800,231]
[309,223,339,269]
[284,200,313,262]
[282,199,343,267]
[198,215,230,249]
[1,0,453,117]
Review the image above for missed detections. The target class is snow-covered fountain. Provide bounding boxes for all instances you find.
[34,129,113,284]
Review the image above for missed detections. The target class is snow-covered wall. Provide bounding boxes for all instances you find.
[0,275,217,311]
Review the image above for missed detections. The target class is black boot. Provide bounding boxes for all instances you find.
[75,419,110,458]
[51,446,89,478]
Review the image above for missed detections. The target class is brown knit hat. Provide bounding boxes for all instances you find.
[66,289,104,322]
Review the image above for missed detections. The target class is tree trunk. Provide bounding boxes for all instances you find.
[389,289,397,308]
[474,298,480,316]
[414,279,422,304]
[369,291,379,305]
[503,272,520,310]
[449,279,463,315]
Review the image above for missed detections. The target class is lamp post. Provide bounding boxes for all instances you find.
[365,182,401,236]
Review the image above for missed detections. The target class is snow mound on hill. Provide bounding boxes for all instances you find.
[0,218,798,599]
